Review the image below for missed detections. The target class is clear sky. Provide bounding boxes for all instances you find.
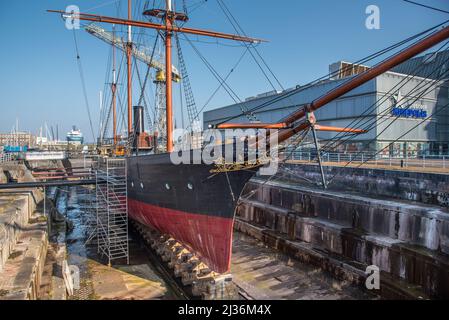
[0,0,448,142]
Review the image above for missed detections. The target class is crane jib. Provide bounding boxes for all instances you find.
[84,24,181,82]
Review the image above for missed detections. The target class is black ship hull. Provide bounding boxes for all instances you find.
[127,152,256,273]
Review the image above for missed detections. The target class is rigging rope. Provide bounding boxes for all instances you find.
[99,47,112,142]
[321,40,449,150]
[133,33,161,134]
[242,57,449,193]
[320,42,449,153]
[402,0,449,15]
[325,67,449,158]
[190,46,250,130]
[214,20,449,126]
[72,29,97,143]
[134,59,153,131]
[317,60,449,186]
[175,33,200,130]
[138,33,160,106]
[182,33,259,122]
[216,0,285,91]
[239,128,314,201]
[326,100,449,186]
[102,51,126,142]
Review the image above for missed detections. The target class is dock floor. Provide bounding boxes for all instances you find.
[231,232,376,300]
[56,187,174,300]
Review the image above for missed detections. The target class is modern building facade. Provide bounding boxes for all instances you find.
[203,50,449,156]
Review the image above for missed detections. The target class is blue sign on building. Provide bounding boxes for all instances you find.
[391,107,427,119]
[3,145,28,153]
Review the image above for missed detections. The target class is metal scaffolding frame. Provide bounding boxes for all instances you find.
[95,158,129,265]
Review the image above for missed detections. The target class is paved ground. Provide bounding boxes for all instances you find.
[231,232,376,300]
[62,187,175,300]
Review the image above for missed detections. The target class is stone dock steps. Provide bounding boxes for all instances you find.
[236,178,449,299]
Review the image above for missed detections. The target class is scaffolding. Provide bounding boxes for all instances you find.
[95,158,129,265]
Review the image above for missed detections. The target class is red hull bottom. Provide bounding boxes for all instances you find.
[128,198,234,273]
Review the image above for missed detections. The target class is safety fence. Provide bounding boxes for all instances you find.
[288,151,448,169]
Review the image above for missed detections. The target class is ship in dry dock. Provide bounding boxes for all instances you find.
[48,1,449,275]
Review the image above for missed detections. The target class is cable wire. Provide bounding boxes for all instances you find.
[403,0,449,15]
[72,29,97,143]
[214,20,449,125]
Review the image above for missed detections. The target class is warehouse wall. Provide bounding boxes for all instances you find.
[203,71,448,154]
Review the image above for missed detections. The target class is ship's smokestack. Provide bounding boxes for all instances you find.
[133,106,144,134]
[133,105,144,153]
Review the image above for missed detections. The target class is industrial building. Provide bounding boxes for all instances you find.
[204,50,449,156]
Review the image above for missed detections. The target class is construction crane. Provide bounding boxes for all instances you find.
[85,23,181,149]
[85,23,181,82]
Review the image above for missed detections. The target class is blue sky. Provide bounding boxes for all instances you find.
[0,0,448,142]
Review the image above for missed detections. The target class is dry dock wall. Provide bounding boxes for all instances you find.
[236,165,449,299]
[0,164,48,299]
[282,163,449,208]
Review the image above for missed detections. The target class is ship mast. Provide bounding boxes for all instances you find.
[48,8,449,151]
[165,0,174,152]
[112,24,117,146]
[127,0,133,138]
[48,5,263,153]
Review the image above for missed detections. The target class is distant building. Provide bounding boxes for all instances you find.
[0,132,36,148]
[204,50,449,156]
[36,136,48,145]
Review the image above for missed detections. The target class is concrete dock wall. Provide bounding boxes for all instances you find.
[282,163,449,207]
[237,171,449,299]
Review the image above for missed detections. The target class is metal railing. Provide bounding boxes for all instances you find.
[288,151,449,170]
[0,153,13,163]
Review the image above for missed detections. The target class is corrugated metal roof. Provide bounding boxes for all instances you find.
[391,49,449,80]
